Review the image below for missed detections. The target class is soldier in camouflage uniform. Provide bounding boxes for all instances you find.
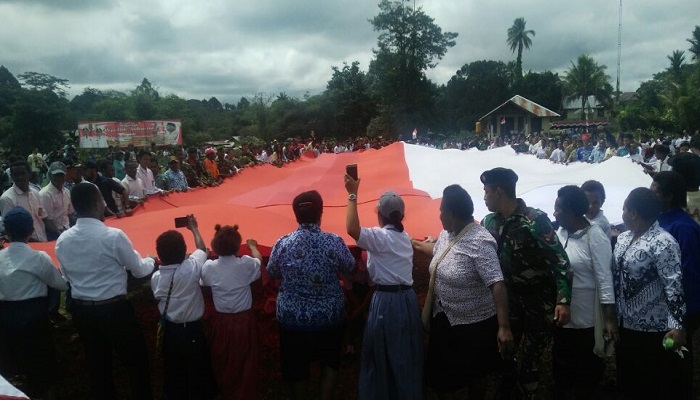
[479,167,572,400]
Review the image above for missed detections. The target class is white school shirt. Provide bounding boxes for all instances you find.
[201,255,261,313]
[356,225,413,285]
[556,224,615,329]
[151,249,207,323]
[55,218,155,301]
[588,210,612,239]
[0,242,68,300]
[39,182,73,231]
[136,165,160,195]
[121,175,145,200]
[0,185,47,242]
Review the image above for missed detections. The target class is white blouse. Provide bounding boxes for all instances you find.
[556,224,614,329]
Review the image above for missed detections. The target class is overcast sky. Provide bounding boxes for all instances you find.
[0,0,696,104]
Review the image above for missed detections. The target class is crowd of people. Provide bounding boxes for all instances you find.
[1,131,700,399]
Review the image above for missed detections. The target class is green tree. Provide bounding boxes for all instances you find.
[667,50,686,82]
[17,71,70,97]
[563,55,613,119]
[325,61,377,138]
[507,17,535,81]
[438,60,512,133]
[687,25,700,60]
[5,89,71,155]
[519,71,563,112]
[368,0,457,133]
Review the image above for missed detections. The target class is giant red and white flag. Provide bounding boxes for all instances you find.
[31,142,651,260]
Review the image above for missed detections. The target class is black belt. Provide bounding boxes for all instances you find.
[376,284,412,292]
[71,295,126,306]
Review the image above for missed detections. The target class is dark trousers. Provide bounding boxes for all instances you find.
[0,297,56,398]
[70,299,152,400]
[552,327,603,399]
[163,319,217,400]
[616,328,692,400]
[47,287,61,316]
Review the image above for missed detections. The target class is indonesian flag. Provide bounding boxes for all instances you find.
[31,142,651,262]
[412,128,418,140]
[500,117,506,125]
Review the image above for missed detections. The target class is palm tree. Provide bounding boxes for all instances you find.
[667,50,686,81]
[563,55,613,120]
[507,17,535,80]
[687,25,700,60]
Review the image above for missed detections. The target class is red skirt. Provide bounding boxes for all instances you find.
[207,309,260,400]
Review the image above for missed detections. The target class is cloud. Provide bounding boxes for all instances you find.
[0,0,696,103]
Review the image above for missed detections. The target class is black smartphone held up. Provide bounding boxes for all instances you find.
[346,164,358,180]
[174,216,188,228]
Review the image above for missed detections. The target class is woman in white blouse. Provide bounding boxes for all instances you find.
[201,224,262,400]
[345,177,423,400]
[552,185,617,399]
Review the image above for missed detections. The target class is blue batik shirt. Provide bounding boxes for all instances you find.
[267,223,355,331]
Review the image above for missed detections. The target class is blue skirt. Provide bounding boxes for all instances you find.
[358,288,424,400]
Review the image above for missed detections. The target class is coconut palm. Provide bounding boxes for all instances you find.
[687,25,700,60]
[507,17,535,80]
[667,50,686,81]
[563,55,613,120]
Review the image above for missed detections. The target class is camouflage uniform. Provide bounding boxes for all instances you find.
[481,199,572,399]
[180,161,202,188]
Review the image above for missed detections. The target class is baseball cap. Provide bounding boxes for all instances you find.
[378,190,405,218]
[48,161,67,175]
[3,207,34,238]
[169,156,179,164]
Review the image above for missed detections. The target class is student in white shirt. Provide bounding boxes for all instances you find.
[136,150,162,196]
[122,161,146,205]
[55,182,155,400]
[0,207,67,399]
[0,161,48,242]
[151,215,217,400]
[201,224,263,399]
[345,179,423,400]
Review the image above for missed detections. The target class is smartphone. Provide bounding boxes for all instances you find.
[346,164,358,180]
[174,216,188,228]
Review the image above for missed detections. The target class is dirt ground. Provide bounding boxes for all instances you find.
[8,250,700,399]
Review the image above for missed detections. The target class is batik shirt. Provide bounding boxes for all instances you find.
[481,199,572,309]
[612,222,684,332]
[267,224,355,331]
[163,168,188,191]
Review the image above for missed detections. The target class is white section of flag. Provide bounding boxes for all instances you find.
[402,143,652,224]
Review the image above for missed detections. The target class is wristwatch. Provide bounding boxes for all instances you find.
[348,193,357,201]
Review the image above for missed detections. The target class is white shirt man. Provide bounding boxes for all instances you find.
[39,162,73,233]
[550,148,566,163]
[136,164,160,195]
[0,186,47,242]
[121,175,145,200]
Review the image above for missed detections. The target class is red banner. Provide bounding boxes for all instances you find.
[77,120,182,148]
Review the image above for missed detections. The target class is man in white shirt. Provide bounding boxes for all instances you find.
[55,182,155,400]
[122,161,145,205]
[550,142,566,164]
[0,207,67,399]
[0,161,47,242]
[135,150,162,196]
[39,161,73,240]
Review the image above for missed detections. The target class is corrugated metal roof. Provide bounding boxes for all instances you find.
[480,95,560,121]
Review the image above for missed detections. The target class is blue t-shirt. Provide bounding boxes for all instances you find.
[267,224,355,331]
[658,208,700,316]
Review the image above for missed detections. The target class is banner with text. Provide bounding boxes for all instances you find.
[77,120,182,148]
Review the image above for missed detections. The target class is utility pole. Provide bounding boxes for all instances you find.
[616,0,622,102]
